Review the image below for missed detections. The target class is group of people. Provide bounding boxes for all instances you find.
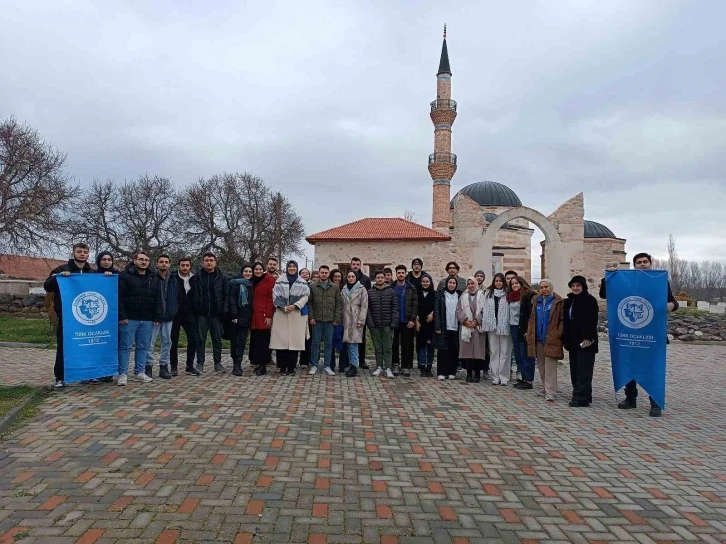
[46,244,675,416]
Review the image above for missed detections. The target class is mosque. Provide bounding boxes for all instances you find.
[307,30,628,291]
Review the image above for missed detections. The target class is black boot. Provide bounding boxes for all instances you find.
[214,362,228,373]
[254,365,267,376]
[345,366,358,378]
[425,365,432,377]
[618,398,637,409]
[232,361,243,376]
[465,370,473,383]
[473,370,481,383]
[159,365,172,379]
[145,365,153,378]
[170,363,178,377]
[187,364,201,376]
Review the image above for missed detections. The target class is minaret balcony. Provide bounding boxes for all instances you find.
[430,99,457,112]
[430,100,457,125]
[428,152,457,166]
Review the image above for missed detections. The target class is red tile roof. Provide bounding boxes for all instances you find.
[0,254,67,280]
[306,218,451,244]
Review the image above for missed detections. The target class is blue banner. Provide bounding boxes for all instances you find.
[58,274,118,383]
[605,270,668,408]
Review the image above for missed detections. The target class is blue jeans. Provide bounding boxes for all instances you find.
[311,321,335,369]
[147,321,173,368]
[417,344,435,368]
[119,320,153,375]
[347,342,359,367]
[511,325,535,381]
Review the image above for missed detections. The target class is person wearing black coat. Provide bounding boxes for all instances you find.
[189,253,228,373]
[43,243,93,388]
[350,257,371,369]
[90,251,119,384]
[415,274,436,376]
[117,253,162,385]
[564,275,599,407]
[366,271,399,376]
[171,258,199,376]
[433,278,462,379]
[225,264,254,376]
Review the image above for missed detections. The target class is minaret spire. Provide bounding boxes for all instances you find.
[429,27,457,230]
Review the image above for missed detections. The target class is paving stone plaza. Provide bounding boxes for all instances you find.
[1,344,724,543]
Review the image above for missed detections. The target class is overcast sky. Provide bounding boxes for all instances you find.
[2,0,724,270]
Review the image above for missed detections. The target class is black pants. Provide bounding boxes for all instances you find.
[330,344,350,372]
[625,380,658,407]
[392,325,415,369]
[437,330,459,377]
[277,349,299,373]
[54,322,64,381]
[230,327,249,364]
[249,330,271,369]
[463,358,485,372]
[170,314,197,370]
[569,348,596,404]
[196,315,222,366]
[359,327,367,366]
[299,337,312,366]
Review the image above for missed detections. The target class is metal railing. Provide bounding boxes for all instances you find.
[428,152,457,165]
[430,99,457,112]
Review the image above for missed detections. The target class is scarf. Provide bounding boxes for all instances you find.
[229,277,252,307]
[482,288,510,335]
[273,275,310,314]
[460,290,485,342]
[506,289,521,303]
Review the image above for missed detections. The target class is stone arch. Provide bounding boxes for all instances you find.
[473,206,571,293]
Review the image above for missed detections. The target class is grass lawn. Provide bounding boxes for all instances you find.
[0,385,49,438]
[0,315,55,346]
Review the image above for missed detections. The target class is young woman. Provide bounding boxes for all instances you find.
[92,251,118,383]
[525,279,564,402]
[270,260,310,375]
[433,277,461,380]
[482,273,511,385]
[328,269,345,372]
[249,262,276,376]
[456,277,487,383]
[226,264,254,376]
[340,271,368,377]
[415,274,436,377]
[563,275,599,407]
[510,276,537,390]
[298,268,313,367]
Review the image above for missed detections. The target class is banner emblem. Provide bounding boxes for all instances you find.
[617,296,653,329]
[71,291,108,326]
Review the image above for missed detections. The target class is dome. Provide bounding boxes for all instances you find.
[452,181,522,208]
[584,220,616,239]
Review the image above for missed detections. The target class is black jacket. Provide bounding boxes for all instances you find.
[433,289,461,349]
[225,276,254,328]
[44,259,93,316]
[516,293,535,343]
[392,282,418,324]
[416,289,436,345]
[407,271,428,293]
[563,291,600,353]
[154,270,179,322]
[174,272,194,318]
[118,265,163,322]
[366,284,398,329]
[190,268,227,318]
[354,270,372,291]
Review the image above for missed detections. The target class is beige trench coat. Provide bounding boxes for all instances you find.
[341,283,369,344]
[269,278,310,351]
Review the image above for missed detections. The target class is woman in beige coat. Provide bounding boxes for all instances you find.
[340,271,369,377]
[270,260,310,375]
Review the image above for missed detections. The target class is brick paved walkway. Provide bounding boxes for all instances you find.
[1,344,725,543]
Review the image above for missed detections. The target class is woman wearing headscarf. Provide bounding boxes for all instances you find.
[525,279,564,402]
[456,277,487,383]
[482,273,511,385]
[92,251,118,383]
[249,261,276,375]
[340,271,368,377]
[433,277,462,380]
[415,274,436,377]
[327,269,345,372]
[270,260,311,375]
[510,276,537,390]
[563,275,599,407]
[226,264,254,376]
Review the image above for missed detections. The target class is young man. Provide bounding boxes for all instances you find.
[391,265,418,377]
[599,252,679,417]
[475,270,486,290]
[118,251,162,385]
[505,270,518,288]
[171,258,199,376]
[145,254,178,380]
[383,268,394,285]
[350,257,371,369]
[190,252,228,373]
[367,270,399,378]
[267,257,280,279]
[406,258,427,292]
[44,242,93,389]
[437,261,467,292]
[307,265,342,375]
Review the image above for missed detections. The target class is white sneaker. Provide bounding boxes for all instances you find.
[372,368,382,376]
[492,379,500,385]
[447,375,456,380]
[438,375,446,381]
[309,366,318,375]
[134,372,153,383]
[386,369,394,378]
[545,395,555,402]
[536,390,545,397]
[324,367,335,376]
[117,374,127,386]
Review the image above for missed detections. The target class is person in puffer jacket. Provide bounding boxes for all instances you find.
[366,270,399,378]
[225,264,254,376]
[145,254,179,380]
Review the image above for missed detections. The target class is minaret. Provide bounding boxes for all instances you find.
[429,25,457,230]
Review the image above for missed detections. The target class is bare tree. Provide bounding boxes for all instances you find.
[404,209,417,222]
[66,175,184,259]
[0,116,79,253]
[181,172,304,270]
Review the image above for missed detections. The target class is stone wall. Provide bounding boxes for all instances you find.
[0,293,47,315]
[546,193,585,280]
[597,312,726,342]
